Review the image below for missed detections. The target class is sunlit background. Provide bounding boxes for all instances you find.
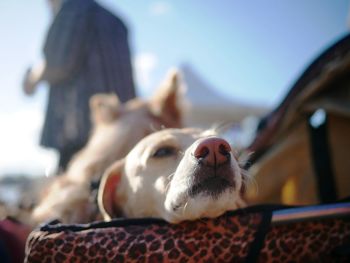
[0,0,348,177]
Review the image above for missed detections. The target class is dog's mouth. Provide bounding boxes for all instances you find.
[169,176,234,212]
[188,176,234,199]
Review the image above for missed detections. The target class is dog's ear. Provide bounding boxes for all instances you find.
[98,159,125,221]
[149,69,183,127]
[90,93,121,125]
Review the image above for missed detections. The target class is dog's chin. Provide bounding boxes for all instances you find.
[164,186,239,224]
[164,161,243,223]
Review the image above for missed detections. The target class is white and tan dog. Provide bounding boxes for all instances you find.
[99,128,248,223]
[31,70,183,225]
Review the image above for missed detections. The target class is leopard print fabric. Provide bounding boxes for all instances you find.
[25,209,350,263]
[258,218,350,263]
[25,212,262,262]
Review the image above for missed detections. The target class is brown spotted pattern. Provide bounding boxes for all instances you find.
[25,213,350,263]
[25,213,261,262]
[258,218,350,263]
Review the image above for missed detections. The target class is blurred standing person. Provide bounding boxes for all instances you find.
[22,0,136,172]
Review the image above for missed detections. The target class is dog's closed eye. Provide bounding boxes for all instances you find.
[152,146,177,158]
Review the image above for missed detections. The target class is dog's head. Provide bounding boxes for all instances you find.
[98,128,248,223]
[67,69,184,180]
[86,69,183,161]
[31,70,184,225]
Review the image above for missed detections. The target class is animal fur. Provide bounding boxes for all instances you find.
[99,128,248,223]
[31,70,184,225]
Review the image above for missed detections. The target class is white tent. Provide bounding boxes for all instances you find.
[180,64,268,129]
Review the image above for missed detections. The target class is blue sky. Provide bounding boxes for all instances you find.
[0,0,348,176]
[111,0,349,104]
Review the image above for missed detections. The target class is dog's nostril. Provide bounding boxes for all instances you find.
[218,143,230,156]
[194,146,209,159]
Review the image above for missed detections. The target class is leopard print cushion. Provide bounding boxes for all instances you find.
[25,205,350,262]
[258,218,350,262]
[26,211,262,262]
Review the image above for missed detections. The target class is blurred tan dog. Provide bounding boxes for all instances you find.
[31,70,183,225]
[99,128,248,223]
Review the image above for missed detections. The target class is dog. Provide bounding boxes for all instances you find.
[98,128,248,223]
[31,70,184,225]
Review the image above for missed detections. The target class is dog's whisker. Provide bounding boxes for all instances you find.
[165,182,171,193]
[165,174,175,193]
[182,201,188,215]
[240,167,257,195]
[237,151,254,167]
[167,172,175,179]
[250,176,258,195]
[149,123,160,132]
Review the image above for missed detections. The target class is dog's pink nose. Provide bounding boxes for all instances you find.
[193,137,231,166]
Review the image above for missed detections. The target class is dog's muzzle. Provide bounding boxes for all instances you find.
[188,137,236,198]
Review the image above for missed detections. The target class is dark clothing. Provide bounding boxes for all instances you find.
[40,0,135,157]
[57,142,84,172]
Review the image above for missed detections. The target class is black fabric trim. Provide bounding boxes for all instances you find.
[39,204,290,233]
[39,217,167,232]
[37,200,350,233]
[245,210,272,263]
[308,114,338,203]
[338,196,350,203]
